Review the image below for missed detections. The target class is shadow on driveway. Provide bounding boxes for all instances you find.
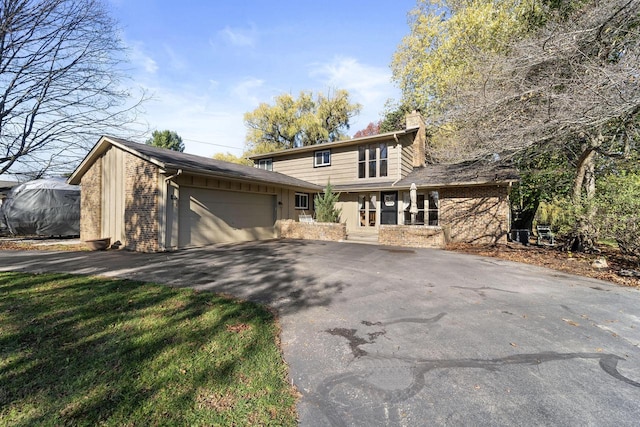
[0,239,346,316]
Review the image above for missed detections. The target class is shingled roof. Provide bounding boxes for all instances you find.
[69,136,321,191]
[395,162,519,188]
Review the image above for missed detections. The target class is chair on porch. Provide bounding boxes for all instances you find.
[536,225,555,245]
[298,212,315,223]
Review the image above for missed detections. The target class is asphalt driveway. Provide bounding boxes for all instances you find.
[1,240,639,426]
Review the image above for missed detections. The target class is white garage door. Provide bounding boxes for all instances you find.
[178,187,276,248]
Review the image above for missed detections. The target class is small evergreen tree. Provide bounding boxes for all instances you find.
[314,180,342,223]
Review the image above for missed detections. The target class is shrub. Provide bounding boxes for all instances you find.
[595,172,640,259]
[314,180,342,223]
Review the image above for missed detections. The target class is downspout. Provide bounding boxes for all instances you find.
[164,168,183,183]
[161,169,182,251]
[392,133,402,186]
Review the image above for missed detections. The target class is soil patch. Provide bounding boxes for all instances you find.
[447,242,640,289]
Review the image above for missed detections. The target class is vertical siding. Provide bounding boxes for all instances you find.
[101,147,126,244]
[163,181,179,251]
[335,193,359,230]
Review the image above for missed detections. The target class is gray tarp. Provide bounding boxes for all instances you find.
[0,179,80,236]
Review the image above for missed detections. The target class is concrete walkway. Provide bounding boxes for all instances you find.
[1,240,639,426]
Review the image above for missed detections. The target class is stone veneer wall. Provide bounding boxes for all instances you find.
[378,225,445,248]
[79,156,103,241]
[439,185,509,244]
[278,219,347,242]
[124,153,160,252]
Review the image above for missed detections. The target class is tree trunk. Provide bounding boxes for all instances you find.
[567,135,601,252]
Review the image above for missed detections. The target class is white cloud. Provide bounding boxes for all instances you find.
[139,86,247,157]
[231,78,265,106]
[219,25,257,48]
[311,56,393,105]
[127,41,158,74]
[310,56,400,131]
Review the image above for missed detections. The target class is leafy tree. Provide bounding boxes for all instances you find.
[595,172,640,260]
[244,90,361,151]
[379,101,414,133]
[0,0,143,178]
[393,0,640,251]
[145,130,185,152]
[511,143,574,230]
[353,122,380,138]
[314,180,342,223]
[212,152,252,166]
[391,0,586,117]
[444,0,640,249]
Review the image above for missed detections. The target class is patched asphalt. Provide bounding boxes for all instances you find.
[2,240,639,426]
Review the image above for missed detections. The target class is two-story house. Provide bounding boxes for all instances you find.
[68,112,516,252]
[250,111,517,245]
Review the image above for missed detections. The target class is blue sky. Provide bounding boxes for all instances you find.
[108,1,416,158]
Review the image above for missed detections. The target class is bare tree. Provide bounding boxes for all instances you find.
[430,0,640,250]
[0,0,144,178]
[437,0,640,177]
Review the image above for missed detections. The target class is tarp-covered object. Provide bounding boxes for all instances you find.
[0,179,80,236]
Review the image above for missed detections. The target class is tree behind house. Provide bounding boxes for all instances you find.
[314,181,342,223]
[243,90,361,151]
[146,130,185,152]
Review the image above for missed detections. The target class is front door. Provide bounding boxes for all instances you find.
[380,191,398,225]
[359,193,377,228]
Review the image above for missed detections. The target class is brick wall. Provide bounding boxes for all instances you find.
[439,185,509,244]
[124,154,160,252]
[79,156,102,240]
[278,219,347,242]
[379,225,445,248]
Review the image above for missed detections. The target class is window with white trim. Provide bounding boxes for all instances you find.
[295,193,309,210]
[314,149,331,167]
[257,158,273,171]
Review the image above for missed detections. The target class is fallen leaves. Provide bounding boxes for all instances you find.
[562,318,580,327]
[446,243,640,289]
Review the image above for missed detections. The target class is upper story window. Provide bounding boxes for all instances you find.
[257,158,273,171]
[314,149,331,167]
[358,143,388,178]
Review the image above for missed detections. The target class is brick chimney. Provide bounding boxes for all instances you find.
[406,110,426,168]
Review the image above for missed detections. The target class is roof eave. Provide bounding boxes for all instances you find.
[161,164,322,192]
[248,128,418,160]
[68,136,167,185]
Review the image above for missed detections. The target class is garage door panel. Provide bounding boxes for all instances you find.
[179,187,276,248]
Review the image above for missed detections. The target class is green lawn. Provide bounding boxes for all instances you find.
[0,272,297,426]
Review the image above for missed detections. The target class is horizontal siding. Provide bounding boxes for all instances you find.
[272,139,406,186]
[401,140,414,177]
